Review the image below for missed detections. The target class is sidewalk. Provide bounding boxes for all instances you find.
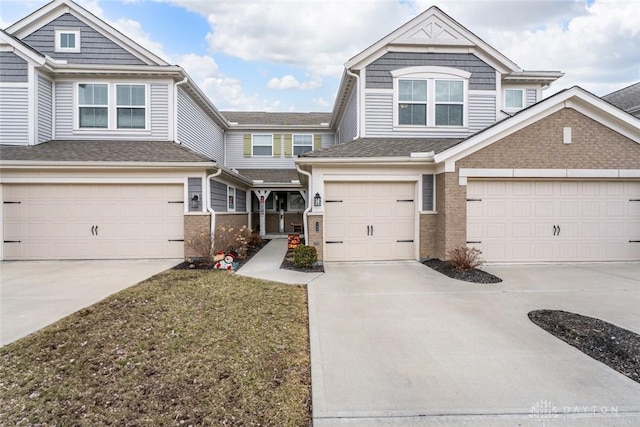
[236,238,323,285]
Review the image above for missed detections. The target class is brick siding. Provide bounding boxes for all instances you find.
[419,213,437,259]
[183,213,211,259]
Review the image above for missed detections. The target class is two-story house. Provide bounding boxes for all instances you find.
[1,0,639,263]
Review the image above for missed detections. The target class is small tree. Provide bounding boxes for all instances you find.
[446,246,484,270]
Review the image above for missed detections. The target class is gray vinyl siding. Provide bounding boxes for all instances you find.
[338,86,358,143]
[210,180,228,212]
[236,189,247,212]
[224,131,334,169]
[21,13,147,65]
[0,52,28,82]
[364,90,495,138]
[177,87,223,161]
[37,74,53,144]
[54,80,171,140]
[526,89,537,107]
[150,83,170,139]
[422,174,434,211]
[0,86,29,145]
[188,177,202,212]
[366,52,496,90]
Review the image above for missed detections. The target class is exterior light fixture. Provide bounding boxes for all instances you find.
[314,192,322,207]
[190,193,200,210]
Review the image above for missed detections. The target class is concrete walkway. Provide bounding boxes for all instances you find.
[235,237,323,285]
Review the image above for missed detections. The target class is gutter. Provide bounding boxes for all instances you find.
[295,163,312,246]
[345,68,360,139]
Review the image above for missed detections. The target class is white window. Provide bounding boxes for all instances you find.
[227,186,235,211]
[398,80,428,125]
[504,89,524,109]
[76,83,147,131]
[435,80,464,126]
[289,192,306,211]
[116,84,146,129]
[252,134,273,156]
[78,83,108,128]
[293,134,313,156]
[55,29,80,53]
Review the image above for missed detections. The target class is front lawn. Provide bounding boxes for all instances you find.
[0,270,310,426]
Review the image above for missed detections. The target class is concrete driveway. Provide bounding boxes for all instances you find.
[0,259,180,346]
[308,262,640,426]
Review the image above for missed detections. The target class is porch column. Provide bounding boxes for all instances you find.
[254,190,271,237]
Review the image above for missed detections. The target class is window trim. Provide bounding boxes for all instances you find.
[77,83,108,129]
[392,66,470,130]
[504,88,525,110]
[74,82,149,132]
[398,79,428,126]
[434,79,465,127]
[115,84,147,129]
[292,133,313,156]
[227,186,236,212]
[55,29,81,53]
[251,134,274,157]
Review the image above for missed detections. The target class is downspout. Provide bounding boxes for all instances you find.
[295,163,312,246]
[174,77,188,144]
[345,68,360,139]
[206,168,223,242]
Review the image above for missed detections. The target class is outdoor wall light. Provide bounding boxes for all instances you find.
[190,194,200,209]
[314,192,322,207]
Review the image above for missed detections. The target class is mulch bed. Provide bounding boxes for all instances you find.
[422,258,502,283]
[529,310,640,384]
[173,239,270,270]
[280,247,324,273]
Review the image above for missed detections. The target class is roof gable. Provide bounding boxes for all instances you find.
[5,0,168,66]
[603,82,640,115]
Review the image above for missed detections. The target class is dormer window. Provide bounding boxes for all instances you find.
[393,66,470,129]
[504,89,524,110]
[55,29,81,53]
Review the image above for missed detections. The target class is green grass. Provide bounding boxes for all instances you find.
[0,270,310,426]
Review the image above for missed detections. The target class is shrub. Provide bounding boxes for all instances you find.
[446,246,484,270]
[213,225,253,259]
[293,245,317,269]
[185,231,214,264]
[246,232,264,253]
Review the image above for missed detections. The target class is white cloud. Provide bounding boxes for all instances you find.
[313,97,330,108]
[267,74,321,90]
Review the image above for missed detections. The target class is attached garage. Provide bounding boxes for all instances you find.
[324,181,416,262]
[467,180,640,262]
[3,183,185,260]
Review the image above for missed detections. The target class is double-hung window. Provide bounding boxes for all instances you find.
[504,89,524,110]
[78,84,108,128]
[116,84,146,129]
[398,80,428,125]
[293,134,313,156]
[435,80,464,126]
[252,134,273,156]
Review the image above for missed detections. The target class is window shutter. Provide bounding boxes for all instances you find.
[243,134,251,157]
[284,134,293,157]
[273,134,281,157]
[313,134,322,150]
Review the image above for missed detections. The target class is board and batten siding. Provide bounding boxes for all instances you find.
[364,91,495,138]
[177,87,223,161]
[0,86,29,145]
[0,52,28,83]
[338,86,358,143]
[210,180,228,212]
[37,74,53,144]
[22,13,147,65]
[225,131,334,169]
[54,81,171,140]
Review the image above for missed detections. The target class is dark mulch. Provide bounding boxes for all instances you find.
[280,248,324,273]
[174,239,270,270]
[422,258,502,283]
[529,310,640,384]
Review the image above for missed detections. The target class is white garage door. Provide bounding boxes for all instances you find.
[467,180,640,262]
[324,182,416,262]
[3,184,184,260]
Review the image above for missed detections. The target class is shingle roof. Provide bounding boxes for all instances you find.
[602,82,640,113]
[221,111,332,126]
[0,140,215,163]
[236,169,299,183]
[301,138,463,158]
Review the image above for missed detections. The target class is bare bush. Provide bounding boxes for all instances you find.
[185,231,214,263]
[446,246,484,270]
[213,225,253,259]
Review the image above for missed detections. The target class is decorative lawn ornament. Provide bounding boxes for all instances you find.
[214,253,239,270]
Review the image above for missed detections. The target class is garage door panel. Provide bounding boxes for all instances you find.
[3,184,184,260]
[467,180,640,262]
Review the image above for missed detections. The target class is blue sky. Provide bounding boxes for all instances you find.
[1,0,638,112]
